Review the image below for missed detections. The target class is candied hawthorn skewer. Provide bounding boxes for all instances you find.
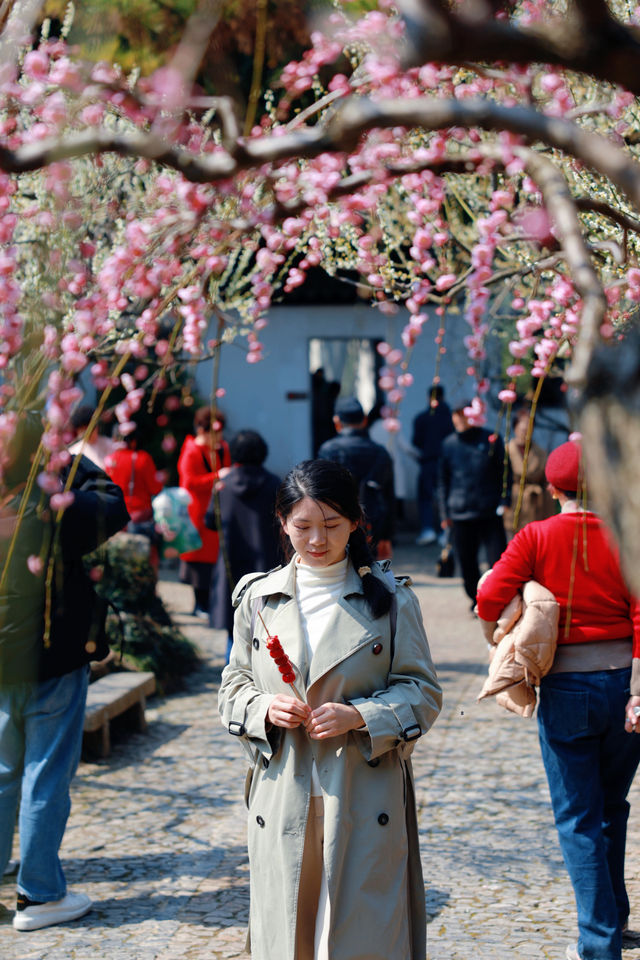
[256,611,303,701]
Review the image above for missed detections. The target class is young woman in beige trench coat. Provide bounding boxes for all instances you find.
[218,459,442,960]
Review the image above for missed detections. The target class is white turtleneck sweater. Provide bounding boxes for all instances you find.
[296,556,349,659]
[295,555,348,796]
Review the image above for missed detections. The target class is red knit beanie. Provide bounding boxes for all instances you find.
[545,440,582,492]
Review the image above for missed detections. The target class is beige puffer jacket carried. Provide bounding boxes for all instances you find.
[476,572,559,717]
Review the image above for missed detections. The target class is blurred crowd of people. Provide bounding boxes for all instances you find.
[3,383,640,960]
[66,380,561,634]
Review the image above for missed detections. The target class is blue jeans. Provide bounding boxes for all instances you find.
[0,665,89,902]
[538,668,640,960]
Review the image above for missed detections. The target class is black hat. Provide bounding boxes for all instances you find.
[451,397,472,414]
[335,396,365,425]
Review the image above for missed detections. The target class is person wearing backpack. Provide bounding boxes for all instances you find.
[317,396,395,558]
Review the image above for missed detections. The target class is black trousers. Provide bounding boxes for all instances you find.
[451,515,507,601]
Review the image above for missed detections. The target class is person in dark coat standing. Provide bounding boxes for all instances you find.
[411,383,453,545]
[205,430,281,661]
[438,399,511,608]
[317,396,395,557]
[0,413,129,932]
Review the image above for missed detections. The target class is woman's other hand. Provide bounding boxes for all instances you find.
[267,695,311,729]
[305,703,365,739]
[624,695,640,733]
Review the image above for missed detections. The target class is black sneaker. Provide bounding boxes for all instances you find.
[16,893,43,910]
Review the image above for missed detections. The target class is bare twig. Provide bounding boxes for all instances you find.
[244,0,268,136]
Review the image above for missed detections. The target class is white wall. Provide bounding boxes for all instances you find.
[193,302,481,483]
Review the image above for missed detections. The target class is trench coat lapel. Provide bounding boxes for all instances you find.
[307,562,381,688]
[250,558,310,691]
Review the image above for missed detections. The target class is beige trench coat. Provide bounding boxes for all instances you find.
[503,439,555,536]
[218,557,442,960]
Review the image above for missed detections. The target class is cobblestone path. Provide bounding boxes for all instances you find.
[2,537,640,959]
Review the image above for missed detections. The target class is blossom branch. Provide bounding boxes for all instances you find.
[396,0,640,94]
[2,96,639,223]
[514,148,607,390]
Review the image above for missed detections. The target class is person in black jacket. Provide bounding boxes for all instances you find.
[0,413,129,932]
[205,429,281,662]
[411,383,453,545]
[317,397,395,557]
[438,400,510,607]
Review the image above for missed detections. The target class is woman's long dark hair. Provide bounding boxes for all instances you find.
[276,459,393,618]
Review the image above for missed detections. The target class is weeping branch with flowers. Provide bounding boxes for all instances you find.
[2,0,640,597]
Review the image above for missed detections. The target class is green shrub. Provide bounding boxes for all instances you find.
[85,532,198,691]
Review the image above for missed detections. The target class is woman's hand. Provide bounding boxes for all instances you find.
[305,703,365,740]
[625,695,640,733]
[267,695,311,729]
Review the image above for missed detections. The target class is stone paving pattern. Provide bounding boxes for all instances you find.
[2,535,640,959]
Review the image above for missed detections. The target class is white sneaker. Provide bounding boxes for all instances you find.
[13,890,92,931]
[416,528,437,545]
[565,945,582,960]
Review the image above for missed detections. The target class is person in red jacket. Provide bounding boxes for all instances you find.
[177,406,230,618]
[105,424,165,569]
[476,439,640,960]
[105,425,164,521]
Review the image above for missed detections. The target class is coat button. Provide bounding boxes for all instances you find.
[256,815,265,827]
[368,758,380,768]
[253,638,259,650]
[372,643,383,655]
[378,813,389,826]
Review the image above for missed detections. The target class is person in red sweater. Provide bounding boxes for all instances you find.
[476,439,640,960]
[177,406,231,618]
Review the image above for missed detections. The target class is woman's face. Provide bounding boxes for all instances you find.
[513,415,529,445]
[281,497,357,567]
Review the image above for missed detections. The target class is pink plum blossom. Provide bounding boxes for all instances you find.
[50,491,75,512]
[27,555,44,576]
[23,50,49,79]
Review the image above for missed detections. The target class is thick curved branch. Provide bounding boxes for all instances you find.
[0,0,44,68]
[4,97,640,216]
[576,196,640,235]
[323,99,640,214]
[397,0,640,94]
[515,148,607,389]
